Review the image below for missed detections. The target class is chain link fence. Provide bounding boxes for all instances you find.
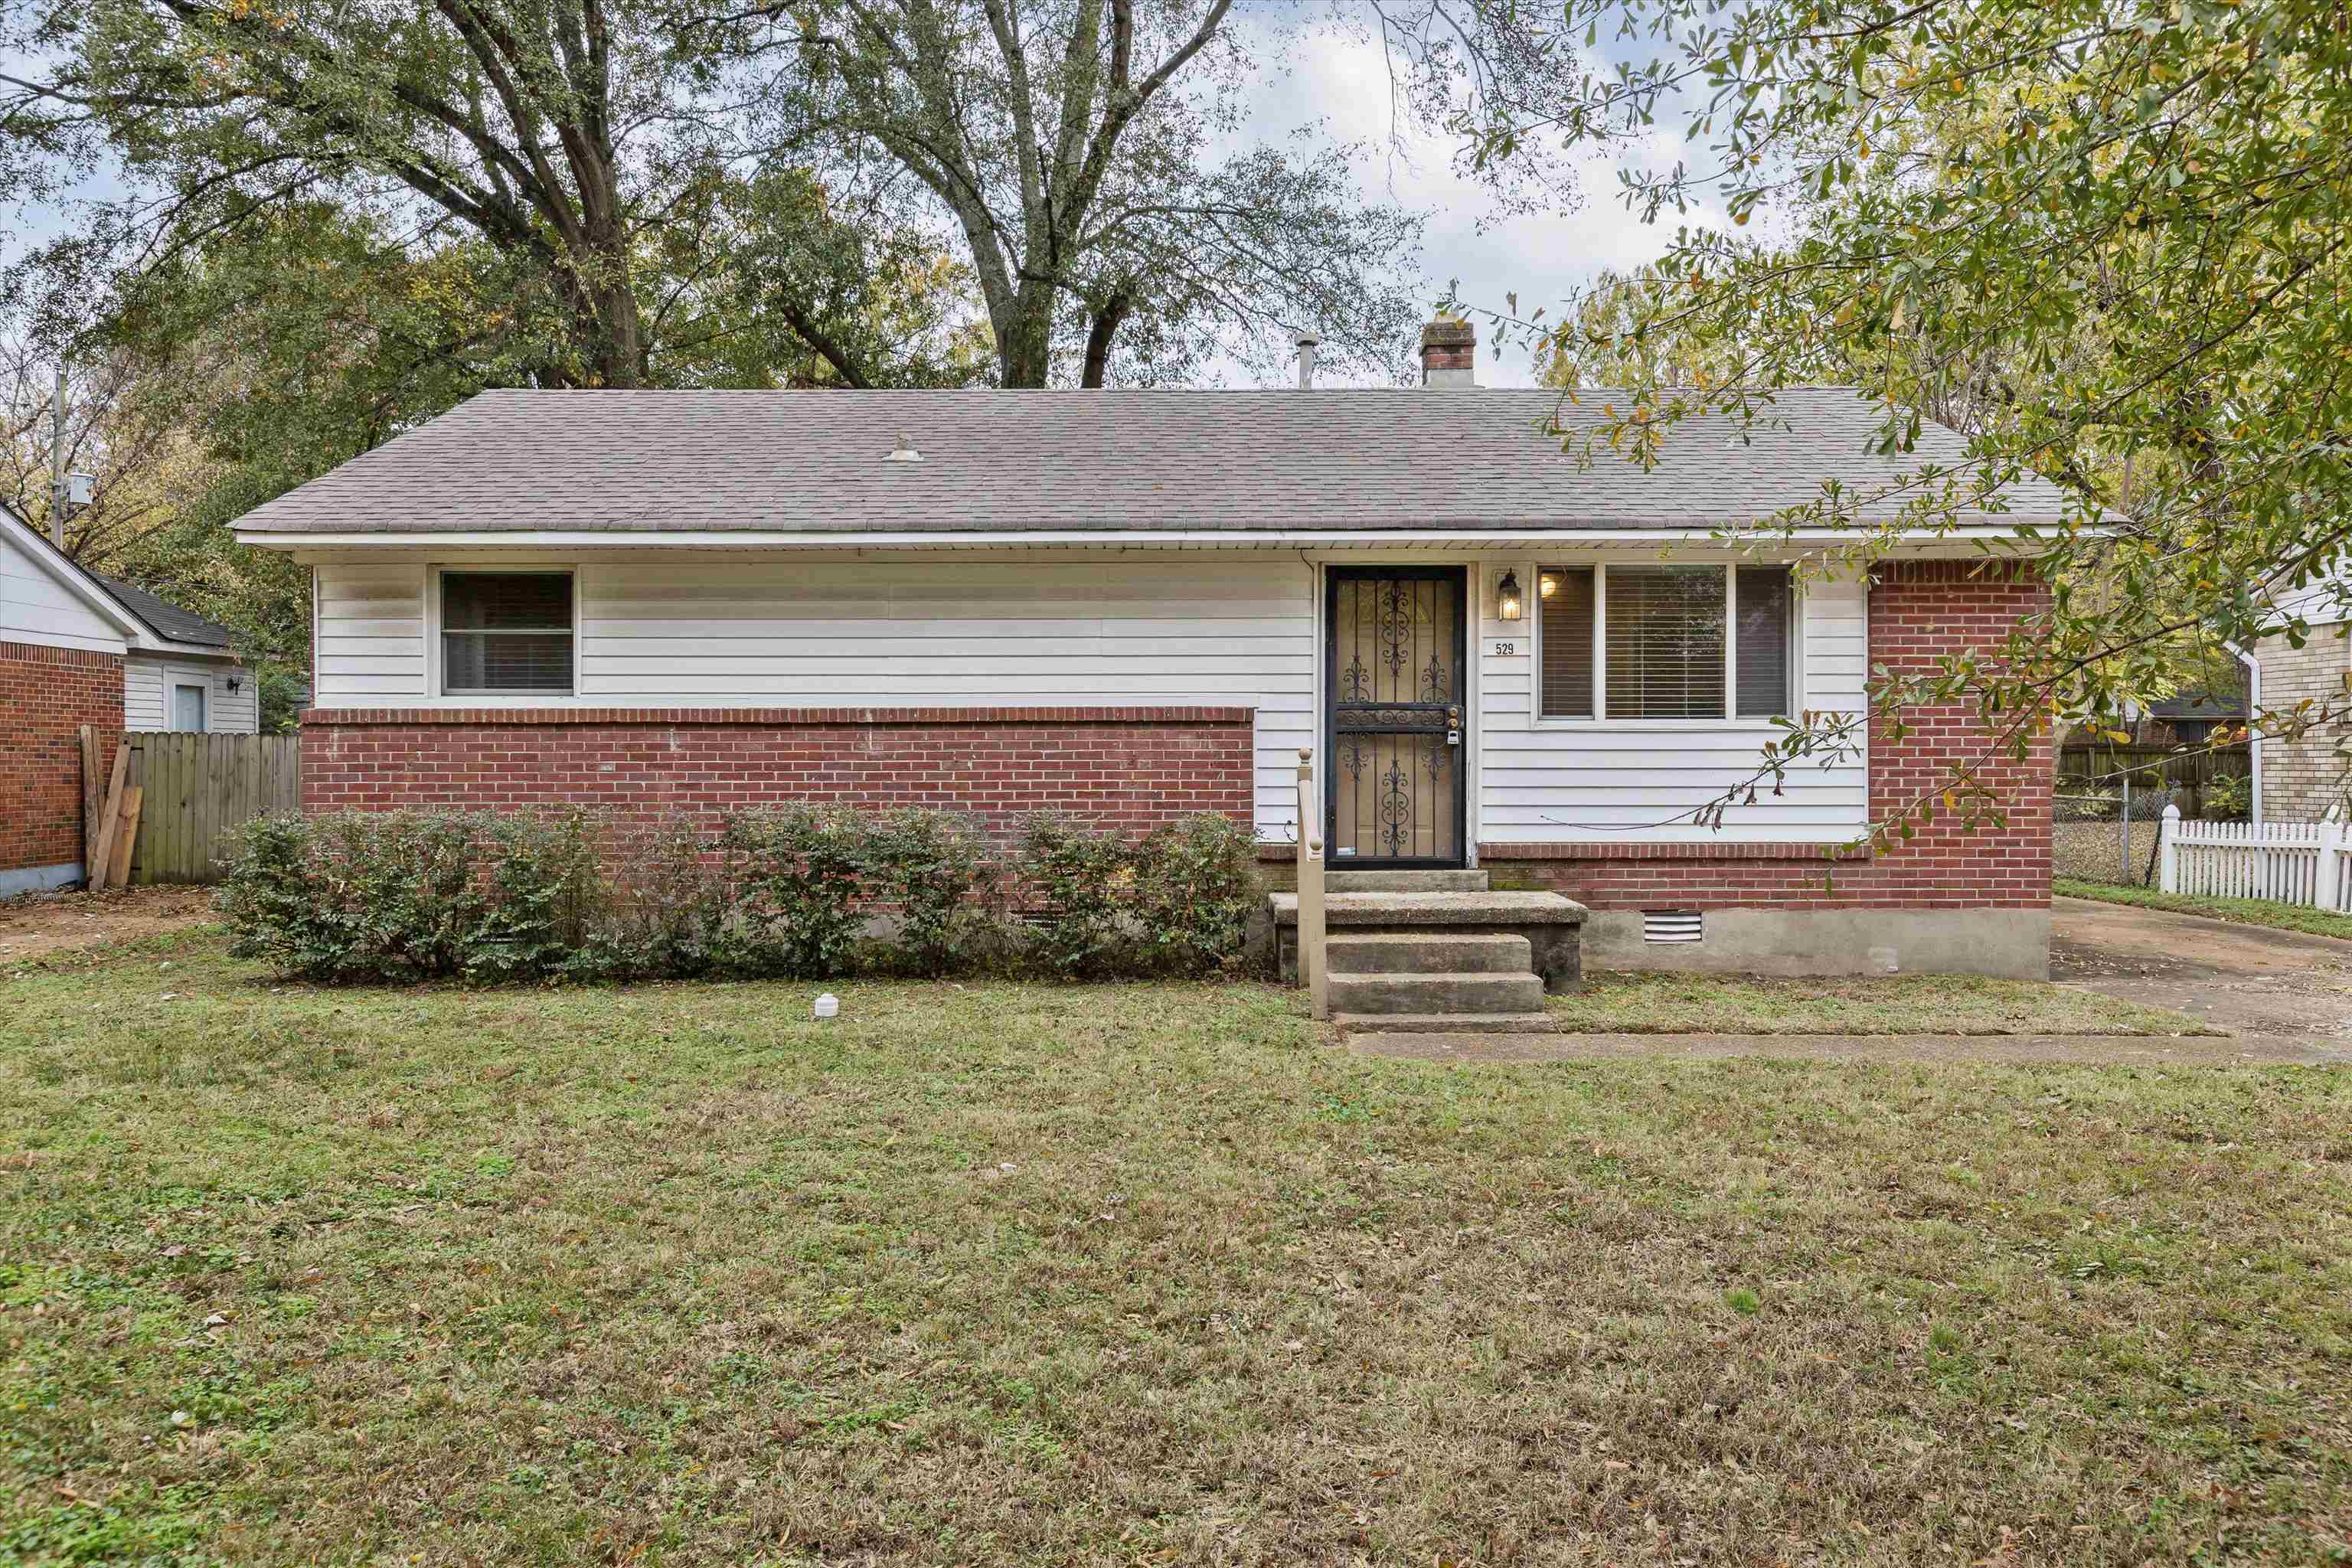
[2053,782,2193,886]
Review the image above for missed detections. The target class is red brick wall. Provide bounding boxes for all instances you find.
[0,639,126,877]
[1482,561,2053,910]
[299,705,1256,837]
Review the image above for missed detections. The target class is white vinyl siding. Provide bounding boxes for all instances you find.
[313,554,1317,838]
[0,528,128,654]
[1480,563,1867,844]
[308,547,1868,848]
[124,655,260,733]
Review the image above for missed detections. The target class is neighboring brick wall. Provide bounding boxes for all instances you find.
[0,639,126,876]
[2251,626,2350,822]
[299,705,1256,836]
[1483,561,2054,910]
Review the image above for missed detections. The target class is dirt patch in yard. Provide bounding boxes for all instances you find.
[0,885,217,967]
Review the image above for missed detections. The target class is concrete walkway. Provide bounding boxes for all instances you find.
[1348,1030,2352,1067]
[1341,897,2352,1068]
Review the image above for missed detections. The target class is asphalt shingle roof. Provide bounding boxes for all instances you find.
[230,386,2079,537]
[94,574,234,648]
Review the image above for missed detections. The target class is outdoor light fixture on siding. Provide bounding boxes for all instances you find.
[1496,570,1524,622]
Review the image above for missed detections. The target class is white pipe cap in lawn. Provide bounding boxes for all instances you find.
[813,993,840,1020]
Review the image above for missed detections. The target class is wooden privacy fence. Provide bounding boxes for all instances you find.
[87,731,303,885]
[2056,741,2251,818]
[2158,807,2352,910]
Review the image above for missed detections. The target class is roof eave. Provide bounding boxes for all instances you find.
[0,505,147,642]
[237,522,2082,550]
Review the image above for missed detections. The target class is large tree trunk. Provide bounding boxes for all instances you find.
[593,276,646,389]
[996,282,1057,387]
[1081,292,1132,387]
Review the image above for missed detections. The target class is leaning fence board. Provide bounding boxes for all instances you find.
[107,786,142,889]
[89,743,129,889]
[116,733,303,885]
[2159,808,2346,912]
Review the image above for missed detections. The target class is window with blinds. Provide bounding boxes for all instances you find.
[1537,567,1595,717]
[1606,565,1726,719]
[441,571,574,694]
[1536,563,1797,721]
[1736,566,1794,718]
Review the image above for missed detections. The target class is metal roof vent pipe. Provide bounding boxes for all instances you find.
[1419,318,1478,388]
[1295,333,1319,390]
[885,432,922,462]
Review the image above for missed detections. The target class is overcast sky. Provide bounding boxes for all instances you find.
[1234,23,1717,388]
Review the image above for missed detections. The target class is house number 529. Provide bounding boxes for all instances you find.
[1490,639,1522,657]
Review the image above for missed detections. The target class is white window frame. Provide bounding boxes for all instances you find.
[1532,560,1802,728]
[430,565,580,699]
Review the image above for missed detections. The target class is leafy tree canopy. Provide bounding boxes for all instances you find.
[1469,0,2352,832]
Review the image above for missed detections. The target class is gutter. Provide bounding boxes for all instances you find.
[236,524,2071,550]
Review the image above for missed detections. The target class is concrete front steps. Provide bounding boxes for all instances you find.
[1263,870,1585,1033]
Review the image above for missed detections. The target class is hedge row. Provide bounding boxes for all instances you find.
[214,807,1260,985]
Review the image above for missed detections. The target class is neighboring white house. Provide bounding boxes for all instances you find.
[0,505,257,733]
[1,504,260,891]
[93,573,260,735]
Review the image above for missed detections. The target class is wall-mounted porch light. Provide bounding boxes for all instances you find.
[1495,569,1524,622]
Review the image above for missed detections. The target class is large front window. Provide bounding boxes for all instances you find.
[440,570,574,694]
[1539,563,1795,720]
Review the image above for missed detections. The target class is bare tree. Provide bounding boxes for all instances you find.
[707,0,1426,384]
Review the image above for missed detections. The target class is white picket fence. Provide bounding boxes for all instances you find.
[2158,805,2352,910]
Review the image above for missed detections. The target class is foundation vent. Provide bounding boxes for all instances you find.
[1642,909,1704,944]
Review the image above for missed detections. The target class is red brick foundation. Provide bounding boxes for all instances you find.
[1481,561,2053,910]
[299,705,1256,837]
[1,639,126,878]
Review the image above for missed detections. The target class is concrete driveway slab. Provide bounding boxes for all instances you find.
[2052,894,2352,1044]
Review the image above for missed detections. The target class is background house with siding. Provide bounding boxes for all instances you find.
[0,505,255,893]
[235,328,2063,976]
[2247,615,2351,823]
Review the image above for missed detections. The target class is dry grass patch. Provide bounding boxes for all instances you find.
[1552,969,2216,1035]
[2,933,2347,1564]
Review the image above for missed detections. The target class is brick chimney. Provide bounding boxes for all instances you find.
[1419,318,1476,388]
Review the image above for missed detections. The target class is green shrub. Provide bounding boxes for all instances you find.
[598,814,730,979]
[1131,812,1259,976]
[2203,773,2252,822]
[866,808,997,974]
[465,812,610,985]
[217,805,1263,986]
[1016,814,1137,978]
[216,810,491,982]
[712,806,872,978]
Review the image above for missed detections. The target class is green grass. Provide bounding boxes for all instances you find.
[2057,876,2352,941]
[1552,969,2215,1034]
[5,931,2351,1563]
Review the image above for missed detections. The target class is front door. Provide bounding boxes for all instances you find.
[1325,567,1467,867]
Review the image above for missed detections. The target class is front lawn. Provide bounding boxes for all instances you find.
[1553,969,2213,1035]
[2057,875,2352,942]
[5,932,2350,1563]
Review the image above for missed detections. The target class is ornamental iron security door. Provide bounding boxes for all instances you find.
[1325,567,1466,867]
